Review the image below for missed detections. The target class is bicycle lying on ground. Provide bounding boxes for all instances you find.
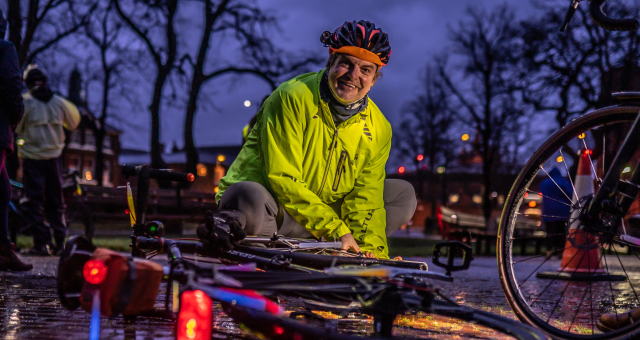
[497,0,640,339]
[56,164,546,339]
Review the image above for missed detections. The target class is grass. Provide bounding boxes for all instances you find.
[15,233,447,258]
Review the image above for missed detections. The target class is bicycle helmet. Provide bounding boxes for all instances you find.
[320,20,391,67]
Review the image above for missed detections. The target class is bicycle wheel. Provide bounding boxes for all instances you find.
[498,105,640,339]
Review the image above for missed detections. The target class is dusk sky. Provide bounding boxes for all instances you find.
[118,0,538,161]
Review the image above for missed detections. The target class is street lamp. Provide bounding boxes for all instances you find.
[416,154,424,161]
[461,134,469,141]
[398,166,406,174]
[244,100,251,107]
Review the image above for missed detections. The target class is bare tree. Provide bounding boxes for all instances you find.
[439,6,527,224]
[6,0,96,67]
[180,0,322,176]
[114,0,179,173]
[83,2,131,186]
[396,65,454,200]
[519,0,640,128]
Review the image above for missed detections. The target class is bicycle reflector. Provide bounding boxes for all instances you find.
[83,260,108,285]
[186,173,195,182]
[177,290,212,340]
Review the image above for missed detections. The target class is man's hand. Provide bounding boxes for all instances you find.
[339,233,378,258]
[339,233,361,254]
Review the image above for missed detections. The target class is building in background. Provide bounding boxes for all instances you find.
[60,69,122,186]
[119,145,242,192]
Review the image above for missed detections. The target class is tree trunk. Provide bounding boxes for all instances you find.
[95,69,110,186]
[7,0,21,51]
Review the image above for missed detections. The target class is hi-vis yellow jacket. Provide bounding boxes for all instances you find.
[216,70,392,258]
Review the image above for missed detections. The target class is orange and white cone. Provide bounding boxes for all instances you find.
[558,149,604,274]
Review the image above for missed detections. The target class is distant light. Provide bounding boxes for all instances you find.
[623,166,632,174]
[244,100,251,107]
[16,138,25,146]
[556,156,563,163]
[449,194,459,203]
[85,171,93,181]
[491,191,498,198]
[398,166,406,174]
[524,192,529,198]
[472,195,482,204]
[196,163,207,177]
[436,166,446,174]
[578,133,586,139]
[529,201,537,208]
[416,154,424,161]
[421,165,427,170]
[584,149,592,155]
[213,186,219,193]
[524,208,542,215]
[461,134,470,141]
[217,155,226,162]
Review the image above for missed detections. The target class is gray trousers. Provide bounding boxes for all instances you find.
[219,179,417,239]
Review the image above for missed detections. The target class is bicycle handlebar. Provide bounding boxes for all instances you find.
[122,164,195,183]
[590,0,639,31]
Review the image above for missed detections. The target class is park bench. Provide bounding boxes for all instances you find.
[66,184,217,236]
[438,206,541,255]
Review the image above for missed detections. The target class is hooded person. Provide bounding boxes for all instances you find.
[0,9,32,270]
[200,20,416,259]
[16,65,81,256]
[539,168,573,255]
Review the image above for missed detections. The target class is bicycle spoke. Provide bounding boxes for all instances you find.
[517,252,560,289]
[568,274,593,333]
[513,246,566,264]
[530,247,582,307]
[520,213,569,219]
[526,189,576,208]
[560,147,582,205]
[582,138,601,184]
[511,233,566,241]
[539,165,576,207]
[603,244,619,326]
[612,243,640,306]
[545,250,588,324]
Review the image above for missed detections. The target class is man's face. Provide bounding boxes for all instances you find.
[327,54,378,103]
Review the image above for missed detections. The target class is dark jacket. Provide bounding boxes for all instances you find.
[0,39,24,152]
[540,168,573,222]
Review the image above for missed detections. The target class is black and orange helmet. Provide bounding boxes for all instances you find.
[320,20,391,67]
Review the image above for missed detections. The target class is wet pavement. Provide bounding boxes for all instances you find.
[3,252,631,339]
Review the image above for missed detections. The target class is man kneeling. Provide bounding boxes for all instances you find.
[209,20,415,259]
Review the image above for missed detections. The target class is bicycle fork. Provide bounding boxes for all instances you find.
[587,108,640,245]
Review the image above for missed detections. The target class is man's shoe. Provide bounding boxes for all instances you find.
[598,307,640,332]
[0,243,33,271]
[26,244,51,256]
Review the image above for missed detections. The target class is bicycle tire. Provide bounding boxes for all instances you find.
[498,105,640,339]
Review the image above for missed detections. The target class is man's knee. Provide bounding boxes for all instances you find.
[384,179,417,223]
[219,181,272,211]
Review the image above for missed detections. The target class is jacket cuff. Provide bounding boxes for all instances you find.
[335,224,352,238]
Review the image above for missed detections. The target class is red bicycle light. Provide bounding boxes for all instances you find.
[398,166,406,174]
[178,290,212,340]
[186,173,195,182]
[125,209,130,215]
[274,325,284,335]
[83,260,108,285]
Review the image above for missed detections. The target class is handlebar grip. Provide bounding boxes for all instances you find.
[121,164,195,183]
[590,0,639,31]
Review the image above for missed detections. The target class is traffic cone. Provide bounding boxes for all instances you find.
[537,149,624,281]
[558,150,604,274]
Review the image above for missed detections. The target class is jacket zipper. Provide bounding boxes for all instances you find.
[332,151,347,192]
[317,128,339,195]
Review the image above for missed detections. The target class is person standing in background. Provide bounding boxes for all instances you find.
[539,168,573,257]
[0,9,32,270]
[16,65,81,256]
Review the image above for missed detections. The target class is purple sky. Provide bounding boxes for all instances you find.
[119,0,536,158]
